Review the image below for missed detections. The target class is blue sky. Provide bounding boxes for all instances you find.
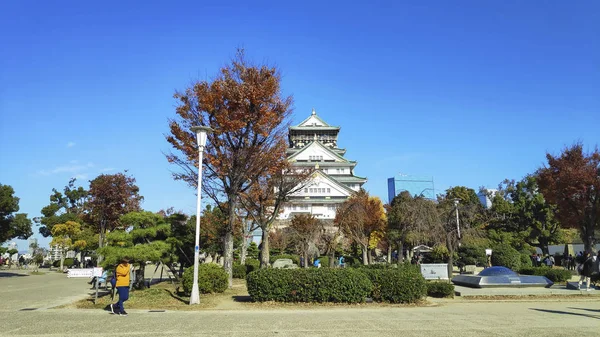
[1,1,599,251]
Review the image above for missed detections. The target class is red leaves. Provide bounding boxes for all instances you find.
[538,144,600,231]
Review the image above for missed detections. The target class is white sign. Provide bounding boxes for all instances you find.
[92,267,103,277]
[67,268,94,278]
[485,249,493,256]
[420,263,449,280]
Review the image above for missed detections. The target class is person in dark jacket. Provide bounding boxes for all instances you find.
[578,252,594,291]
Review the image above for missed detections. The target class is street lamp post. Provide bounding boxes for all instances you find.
[190,126,212,305]
[453,199,461,247]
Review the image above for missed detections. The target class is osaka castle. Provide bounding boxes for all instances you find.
[278,109,367,222]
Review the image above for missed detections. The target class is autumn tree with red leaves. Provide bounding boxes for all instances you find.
[86,172,143,263]
[165,50,293,286]
[334,189,386,265]
[537,144,600,253]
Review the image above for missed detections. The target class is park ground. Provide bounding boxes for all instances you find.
[0,269,599,336]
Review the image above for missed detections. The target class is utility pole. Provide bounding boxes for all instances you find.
[453,199,461,247]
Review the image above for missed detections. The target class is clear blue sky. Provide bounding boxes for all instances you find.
[1,1,599,251]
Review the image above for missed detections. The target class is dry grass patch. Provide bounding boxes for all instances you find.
[68,279,248,310]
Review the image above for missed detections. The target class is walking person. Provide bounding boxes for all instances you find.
[110,257,131,316]
[577,252,594,291]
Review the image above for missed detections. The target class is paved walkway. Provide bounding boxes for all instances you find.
[0,270,91,310]
[1,270,599,336]
[1,301,599,336]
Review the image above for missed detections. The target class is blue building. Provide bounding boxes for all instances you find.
[387,174,435,204]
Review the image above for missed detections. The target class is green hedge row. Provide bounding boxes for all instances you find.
[518,267,572,283]
[246,265,427,304]
[426,282,455,298]
[246,268,372,303]
[181,264,228,294]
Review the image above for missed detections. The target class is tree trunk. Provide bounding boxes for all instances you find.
[362,245,368,265]
[368,248,374,264]
[583,218,596,254]
[446,235,454,280]
[60,255,65,271]
[240,234,248,265]
[329,249,335,268]
[303,250,308,269]
[223,231,234,288]
[135,263,147,289]
[397,241,404,264]
[540,240,550,256]
[260,228,270,268]
[387,244,392,264]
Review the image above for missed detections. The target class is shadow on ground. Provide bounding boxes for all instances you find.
[0,272,28,278]
[530,308,600,319]
[232,295,252,303]
[164,289,188,304]
[567,307,600,313]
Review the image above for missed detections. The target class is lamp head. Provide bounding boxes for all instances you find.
[191,126,213,148]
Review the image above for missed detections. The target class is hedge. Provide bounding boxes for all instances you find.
[182,264,228,294]
[233,259,260,279]
[246,268,372,303]
[374,265,427,303]
[246,264,427,304]
[269,254,300,266]
[426,282,455,298]
[518,266,572,283]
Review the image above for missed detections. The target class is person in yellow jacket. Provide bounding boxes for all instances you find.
[110,257,131,316]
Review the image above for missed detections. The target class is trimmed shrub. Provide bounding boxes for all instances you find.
[491,244,521,271]
[378,264,427,303]
[359,264,427,303]
[269,254,300,266]
[233,259,261,279]
[426,282,455,298]
[233,263,247,279]
[317,256,330,268]
[246,268,372,303]
[545,269,572,283]
[182,264,228,294]
[518,266,572,283]
[245,258,260,272]
[52,258,75,268]
[519,253,533,268]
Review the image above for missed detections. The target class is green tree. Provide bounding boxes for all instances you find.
[36,178,88,237]
[437,187,485,278]
[387,192,439,263]
[0,184,32,243]
[98,211,171,288]
[488,176,566,255]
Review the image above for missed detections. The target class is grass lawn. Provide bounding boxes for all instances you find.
[69,278,250,310]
